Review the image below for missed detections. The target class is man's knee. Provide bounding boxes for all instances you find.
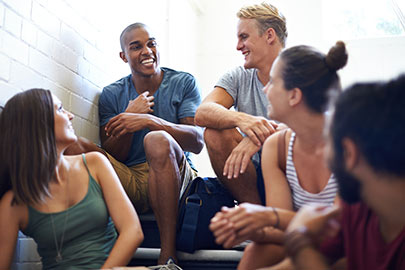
[204,128,239,153]
[205,128,232,147]
[144,131,172,158]
[144,131,180,162]
[204,128,220,146]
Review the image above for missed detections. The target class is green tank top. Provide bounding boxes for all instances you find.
[23,154,117,270]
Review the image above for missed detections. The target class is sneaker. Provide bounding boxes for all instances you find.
[148,257,183,270]
[232,239,252,250]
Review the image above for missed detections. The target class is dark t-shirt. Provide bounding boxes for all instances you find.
[320,201,405,270]
[99,67,201,168]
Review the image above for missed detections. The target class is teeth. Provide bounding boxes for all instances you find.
[142,59,154,64]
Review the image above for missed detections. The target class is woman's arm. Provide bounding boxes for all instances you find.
[87,152,143,268]
[210,203,295,248]
[262,131,294,210]
[210,131,297,248]
[0,191,25,269]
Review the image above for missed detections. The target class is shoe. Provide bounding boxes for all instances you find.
[232,239,252,250]
[148,257,183,270]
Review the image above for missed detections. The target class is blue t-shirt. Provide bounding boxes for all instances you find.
[99,67,201,168]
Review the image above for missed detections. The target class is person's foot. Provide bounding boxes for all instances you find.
[148,257,182,270]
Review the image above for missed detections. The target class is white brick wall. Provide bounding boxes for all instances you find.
[0,0,128,268]
[0,52,10,80]
[0,0,202,267]
[0,4,5,28]
[4,8,22,37]
[0,0,113,138]
[2,31,29,65]
[1,0,227,268]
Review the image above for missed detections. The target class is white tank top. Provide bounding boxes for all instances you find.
[286,132,338,211]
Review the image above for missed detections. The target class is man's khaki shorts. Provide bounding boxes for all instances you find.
[105,152,197,214]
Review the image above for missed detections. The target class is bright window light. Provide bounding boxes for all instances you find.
[323,0,405,40]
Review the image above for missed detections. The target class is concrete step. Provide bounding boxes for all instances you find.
[134,213,244,269]
[130,247,242,269]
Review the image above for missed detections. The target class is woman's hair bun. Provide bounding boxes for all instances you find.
[325,41,348,71]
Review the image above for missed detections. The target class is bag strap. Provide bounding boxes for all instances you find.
[177,181,202,252]
[277,129,288,174]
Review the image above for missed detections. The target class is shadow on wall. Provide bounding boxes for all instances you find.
[51,26,103,144]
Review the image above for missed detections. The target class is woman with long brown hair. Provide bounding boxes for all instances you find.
[0,89,143,269]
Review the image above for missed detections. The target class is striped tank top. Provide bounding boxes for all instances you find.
[286,132,337,211]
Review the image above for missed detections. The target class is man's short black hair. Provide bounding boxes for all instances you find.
[331,73,405,177]
[120,22,147,52]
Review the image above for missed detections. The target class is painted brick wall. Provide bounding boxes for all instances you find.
[1,0,208,268]
[0,0,122,268]
[0,0,113,143]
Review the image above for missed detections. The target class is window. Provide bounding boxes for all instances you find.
[323,0,405,40]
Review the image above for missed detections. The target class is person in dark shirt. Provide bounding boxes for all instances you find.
[284,74,405,270]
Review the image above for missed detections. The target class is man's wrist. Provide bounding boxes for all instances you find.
[234,111,246,128]
[284,226,314,259]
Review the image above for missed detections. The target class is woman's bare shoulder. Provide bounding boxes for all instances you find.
[0,190,28,226]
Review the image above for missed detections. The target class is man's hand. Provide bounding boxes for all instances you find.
[210,204,274,248]
[286,204,341,245]
[223,137,260,179]
[125,91,154,114]
[209,208,236,248]
[238,115,277,146]
[105,113,150,137]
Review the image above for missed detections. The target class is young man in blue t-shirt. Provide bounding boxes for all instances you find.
[68,22,203,266]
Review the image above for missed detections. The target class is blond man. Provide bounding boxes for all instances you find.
[195,2,287,205]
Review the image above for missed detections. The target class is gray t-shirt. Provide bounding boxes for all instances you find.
[215,66,270,166]
[215,66,269,118]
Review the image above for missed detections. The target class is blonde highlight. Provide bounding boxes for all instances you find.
[237,2,287,47]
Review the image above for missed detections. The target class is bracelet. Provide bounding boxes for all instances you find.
[271,206,280,229]
[284,226,314,259]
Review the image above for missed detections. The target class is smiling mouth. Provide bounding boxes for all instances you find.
[141,58,154,66]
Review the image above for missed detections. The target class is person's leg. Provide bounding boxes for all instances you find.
[144,130,192,264]
[257,258,293,270]
[204,128,261,204]
[238,242,285,270]
[103,152,151,214]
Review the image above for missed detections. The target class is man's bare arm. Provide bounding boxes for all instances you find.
[100,123,134,162]
[104,113,204,154]
[195,87,276,146]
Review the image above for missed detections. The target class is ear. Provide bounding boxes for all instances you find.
[287,88,302,107]
[265,28,277,45]
[119,51,128,63]
[341,138,360,170]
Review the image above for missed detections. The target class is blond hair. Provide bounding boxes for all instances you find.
[237,2,287,47]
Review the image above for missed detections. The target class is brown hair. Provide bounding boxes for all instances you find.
[237,2,287,47]
[0,89,57,204]
[279,41,348,113]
